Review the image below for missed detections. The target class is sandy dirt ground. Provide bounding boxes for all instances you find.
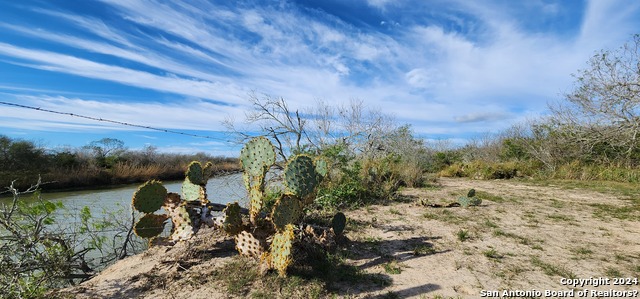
[54,178,640,298]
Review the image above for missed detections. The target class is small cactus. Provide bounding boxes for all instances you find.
[130,138,344,277]
[331,212,347,235]
[132,160,215,241]
[458,196,471,208]
[458,189,481,207]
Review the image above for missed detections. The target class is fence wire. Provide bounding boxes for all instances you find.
[0,101,232,142]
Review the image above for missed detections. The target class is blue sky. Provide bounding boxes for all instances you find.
[0,0,639,157]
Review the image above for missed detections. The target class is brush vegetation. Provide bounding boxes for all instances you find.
[0,136,239,191]
[437,35,640,183]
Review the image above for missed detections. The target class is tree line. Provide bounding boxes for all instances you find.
[0,136,238,191]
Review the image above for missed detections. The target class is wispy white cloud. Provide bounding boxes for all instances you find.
[1,0,639,151]
[135,135,157,140]
[31,7,137,47]
[0,42,247,104]
[454,111,512,123]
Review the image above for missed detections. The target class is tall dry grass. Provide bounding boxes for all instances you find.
[2,159,241,192]
[546,161,640,183]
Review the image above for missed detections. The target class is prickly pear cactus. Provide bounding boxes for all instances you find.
[235,230,265,258]
[132,160,216,241]
[186,161,205,185]
[284,154,319,198]
[271,195,303,231]
[458,196,471,208]
[222,202,244,235]
[182,161,209,203]
[181,179,203,202]
[132,180,167,213]
[203,161,215,181]
[165,203,196,241]
[131,180,170,239]
[129,138,347,276]
[458,189,481,207]
[331,212,346,235]
[134,214,169,238]
[270,224,295,277]
[240,136,276,176]
[239,137,276,224]
[314,156,328,179]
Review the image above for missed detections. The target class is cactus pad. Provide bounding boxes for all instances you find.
[249,184,264,222]
[470,197,482,206]
[181,179,204,202]
[169,205,195,241]
[239,136,276,176]
[164,192,181,209]
[331,212,347,235]
[203,161,214,179]
[235,230,265,257]
[242,172,251,191]
[458,196,471,208]
[314,156,328,178]
[186,161,205,185]
[467,189,476,198]
[284,154,319,198]
[271,194,303,231]
[223,202,243,235]
[134,214,168,238]
[270,224,295,277]
[132,180,167,213]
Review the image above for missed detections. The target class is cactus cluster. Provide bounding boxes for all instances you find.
[130,136,346,278]
[232,138,343,277]
[457,188,482,207]
[131,161,215,242]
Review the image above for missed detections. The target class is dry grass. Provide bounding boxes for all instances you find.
[27,160,240,191]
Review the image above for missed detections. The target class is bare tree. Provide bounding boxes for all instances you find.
[224,93,396,161]
[549,34,640,165]
[223,93,308,162]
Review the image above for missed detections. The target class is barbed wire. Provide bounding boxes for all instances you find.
[0,101,232,142]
